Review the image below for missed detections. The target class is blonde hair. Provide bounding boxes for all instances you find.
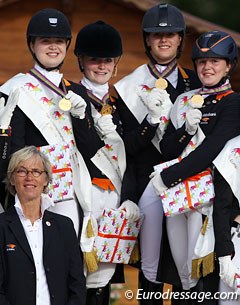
[5,146,52,195]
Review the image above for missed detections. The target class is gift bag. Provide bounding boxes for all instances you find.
[39,143,74,203]
[154,159,214,217]
[94,208,143,264]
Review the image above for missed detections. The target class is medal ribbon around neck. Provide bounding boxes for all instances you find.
[29,68,71,111]
[84,87,113,115]
[198,82,232,96]
[29,68,67,97]
[86,90,110,107]
[147,59,178,80]
[189,83,233,108]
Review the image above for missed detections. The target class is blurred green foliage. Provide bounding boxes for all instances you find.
[168,0,240,32]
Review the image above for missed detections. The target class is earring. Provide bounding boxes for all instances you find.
[78,57,84,72]
[43,185,49,194]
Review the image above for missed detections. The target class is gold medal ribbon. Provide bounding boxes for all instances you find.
[29,68,67,97]
[147,59,177,80]
[198,82,232,96]
[29,68,71,111]
[85,88,113,115]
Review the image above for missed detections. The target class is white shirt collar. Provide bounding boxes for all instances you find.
[15,193,54,219]
[155,64,167,73]
[34,64,63,87]
[81,76,109,100]
[155,64,178,88]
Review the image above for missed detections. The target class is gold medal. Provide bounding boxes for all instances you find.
[155,78,168,90]
[100,104,113,116]
[59,97,72,111]
[190,95,204,108]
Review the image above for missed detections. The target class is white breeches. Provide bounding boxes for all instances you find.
[87,262,117,289]
[87,185,120,288]
[219,226,240,305]
[90,184,120,221]
[166,210,202,290]
[48,197,80,235]
[139,180,164,284]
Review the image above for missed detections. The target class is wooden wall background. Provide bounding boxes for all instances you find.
[0,0,145,85]
[0,0,239,91]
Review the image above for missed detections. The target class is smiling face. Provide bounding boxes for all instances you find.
[80,56,116,85]
[10,155,48,204]
[146,32,182,64]
[195,58,231,87]
[30,37,67,70]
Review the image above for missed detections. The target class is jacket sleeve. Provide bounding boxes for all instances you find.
[71,96,105,159]
[66,218,86,305]
[120,159,138,203]
[0,221,10,305]
[0,135,10,210]
[161,95,240,187]
[160,120,193,160]
[213,169,236,257]
[0,135,10,182]
[116,97,159,156]
[8,106,27,153]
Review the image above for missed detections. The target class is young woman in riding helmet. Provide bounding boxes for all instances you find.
[70,20,141,305]
[0,8,87,304]
[150,30,240,304]
[114,4,201,304]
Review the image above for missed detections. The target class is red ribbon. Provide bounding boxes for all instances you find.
[184,169,212,210]
[52,167,72,174]
[98,218,137,263]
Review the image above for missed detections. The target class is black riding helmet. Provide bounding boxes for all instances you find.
[74,20,122,72]
[192,31,238,75]
[27,8,72,71]
[74,20,122,59]
[142,3,186,62]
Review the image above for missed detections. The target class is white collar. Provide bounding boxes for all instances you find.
[34,64,63,87]
[155,64,167,73]
[15,193,54,219]
[81,76,109,100]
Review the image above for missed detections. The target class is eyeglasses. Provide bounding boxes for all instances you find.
[15,168,47,178]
